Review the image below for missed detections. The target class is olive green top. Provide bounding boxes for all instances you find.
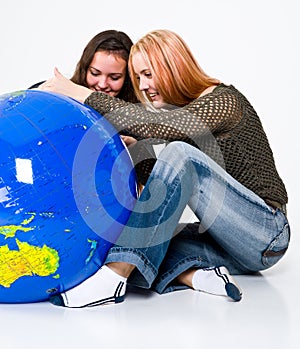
[85,84,288,205]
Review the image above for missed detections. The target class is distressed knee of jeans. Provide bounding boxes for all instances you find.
[262,223,290,267]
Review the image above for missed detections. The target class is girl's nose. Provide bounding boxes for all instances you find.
[96,76,108,89]
[139,77,149,91]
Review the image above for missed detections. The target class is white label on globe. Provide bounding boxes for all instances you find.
[15,158,33,184]
[0,185,11,203]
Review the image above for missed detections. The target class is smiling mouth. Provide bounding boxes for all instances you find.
[92,87,112,94]
[148,92,159,100]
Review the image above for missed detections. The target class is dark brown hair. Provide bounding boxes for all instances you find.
[71,30,138,103]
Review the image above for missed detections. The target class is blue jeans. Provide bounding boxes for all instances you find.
[105,141,290,294]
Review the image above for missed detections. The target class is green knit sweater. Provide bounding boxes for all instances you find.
[85,84,288,205]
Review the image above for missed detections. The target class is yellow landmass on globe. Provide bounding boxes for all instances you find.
[0,222,33,238]
[0,213,35,239]
[0,213,60,288]
[0,239,59,288]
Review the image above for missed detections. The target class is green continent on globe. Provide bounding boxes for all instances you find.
[0,213,60,288]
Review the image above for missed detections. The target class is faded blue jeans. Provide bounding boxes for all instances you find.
[105,141,290,294]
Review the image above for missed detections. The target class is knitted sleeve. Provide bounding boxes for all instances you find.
[85,85,288,204]
[85,84,242,145]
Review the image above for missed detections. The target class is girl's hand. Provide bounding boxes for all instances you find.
[121,135,138,147]
[39,67,92,103]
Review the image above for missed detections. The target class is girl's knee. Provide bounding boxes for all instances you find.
[161,141,207,165]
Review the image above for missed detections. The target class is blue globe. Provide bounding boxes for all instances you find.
[0,90,137,303]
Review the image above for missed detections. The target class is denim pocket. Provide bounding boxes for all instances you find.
[262,223,290,267]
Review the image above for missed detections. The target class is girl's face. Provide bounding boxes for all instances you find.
[132,52,165,109]
[86,51,127,97]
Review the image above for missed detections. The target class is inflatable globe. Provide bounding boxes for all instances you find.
[0,90,137,303]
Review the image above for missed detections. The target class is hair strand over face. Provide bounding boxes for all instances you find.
[129,29,219,107]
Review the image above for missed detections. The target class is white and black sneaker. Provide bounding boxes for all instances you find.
[192,266,242,302]
[49,265,127,308]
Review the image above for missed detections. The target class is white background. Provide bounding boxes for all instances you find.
[0,0,298,206]
[0,1,299,348]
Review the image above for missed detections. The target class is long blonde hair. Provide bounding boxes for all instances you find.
[128,29,220,107]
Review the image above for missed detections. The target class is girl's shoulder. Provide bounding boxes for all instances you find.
[199,83,234,98]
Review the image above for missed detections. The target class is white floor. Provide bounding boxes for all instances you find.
[1,212,298,349]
